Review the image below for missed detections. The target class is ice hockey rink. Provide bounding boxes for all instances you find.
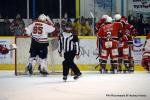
[0,71,150,100]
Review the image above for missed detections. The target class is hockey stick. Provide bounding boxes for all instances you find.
[94,37,102,70]
[128,44,134,72]
[94,56,102,69]
[90,11,95,36]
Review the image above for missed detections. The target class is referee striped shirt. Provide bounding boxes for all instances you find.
[58,32,80,55]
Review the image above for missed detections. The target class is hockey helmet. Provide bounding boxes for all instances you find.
[121,16,127,22]
[102,15,109,19]
[114,14,121,21]
[106,17,113,23]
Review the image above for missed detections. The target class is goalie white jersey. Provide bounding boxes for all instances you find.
[25,21,55,43]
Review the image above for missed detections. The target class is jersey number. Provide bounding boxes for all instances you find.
[33,26,43,34]
[107,32,111,37]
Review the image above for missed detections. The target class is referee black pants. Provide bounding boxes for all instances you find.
[63,51,81,76]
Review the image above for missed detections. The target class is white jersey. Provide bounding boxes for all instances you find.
[25,21,55,43]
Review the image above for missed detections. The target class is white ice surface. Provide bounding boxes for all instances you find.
[0,71,150,100]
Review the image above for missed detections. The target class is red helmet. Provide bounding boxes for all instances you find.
[121,16,127,22]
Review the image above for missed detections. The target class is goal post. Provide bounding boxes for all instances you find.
[15,36,62,75]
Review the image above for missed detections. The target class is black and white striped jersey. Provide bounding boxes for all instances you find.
[58,32,80,55]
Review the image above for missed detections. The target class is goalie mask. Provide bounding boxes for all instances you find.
[38,14,47,22]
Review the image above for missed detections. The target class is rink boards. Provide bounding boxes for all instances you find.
[0,36,147,71]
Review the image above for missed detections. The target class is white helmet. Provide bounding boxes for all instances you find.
[102,14,109,19]
[114,14,121,21]
[38,14,47,22]
[106,17,113,23]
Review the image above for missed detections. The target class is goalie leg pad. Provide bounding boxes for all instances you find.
[26,57,37,74]
[39,58,49,73]
[28,57,37,68]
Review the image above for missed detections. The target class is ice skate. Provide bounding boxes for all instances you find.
[63,76,67,82]
[74,73,82,80]
[27,64,33,75]
[117,68,122,74]
[40,68,49,75]
[110,68,115,74]
[100,68,107,74]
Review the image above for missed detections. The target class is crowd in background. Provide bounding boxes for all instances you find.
[0,13,150,36]
[128,13,150,36]
[0,13,25,36]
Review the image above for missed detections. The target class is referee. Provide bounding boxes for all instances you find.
[58,21,82,81]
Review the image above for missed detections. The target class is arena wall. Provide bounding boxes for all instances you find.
[0,36,146,71]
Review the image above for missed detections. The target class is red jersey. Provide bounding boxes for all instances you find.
[146,33,150,39]
[95,18,106,31]
[98,22,123,40]
[121,20,136,41]
[97,22,123,49]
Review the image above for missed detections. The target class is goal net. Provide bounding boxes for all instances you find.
[15,36,63,75]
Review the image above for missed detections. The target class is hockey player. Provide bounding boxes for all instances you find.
[142,32,150,71]
[58,21,82,81]
[24,14,55,75]
[108,14,124,73]
[97,16,121,73]
[95,15,109,32]
[95,15,109,72]
[143,32,150,51]
[121,16,137,72]
[114,14,136,73]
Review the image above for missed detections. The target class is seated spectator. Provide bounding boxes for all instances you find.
[80,16,92,36]
[0,15,11,36]
[73,17,92,36]
[10,13,25,36]
[3,16,12,36]
[145,18,150,36]
[0,13,4,22]
[137,14,146,36]
[73,18,81,35]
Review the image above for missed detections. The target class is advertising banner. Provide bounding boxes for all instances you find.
[0,37,146,65]
[80,0,112,18]
[128,0,150,12]
[0,37,15,64]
